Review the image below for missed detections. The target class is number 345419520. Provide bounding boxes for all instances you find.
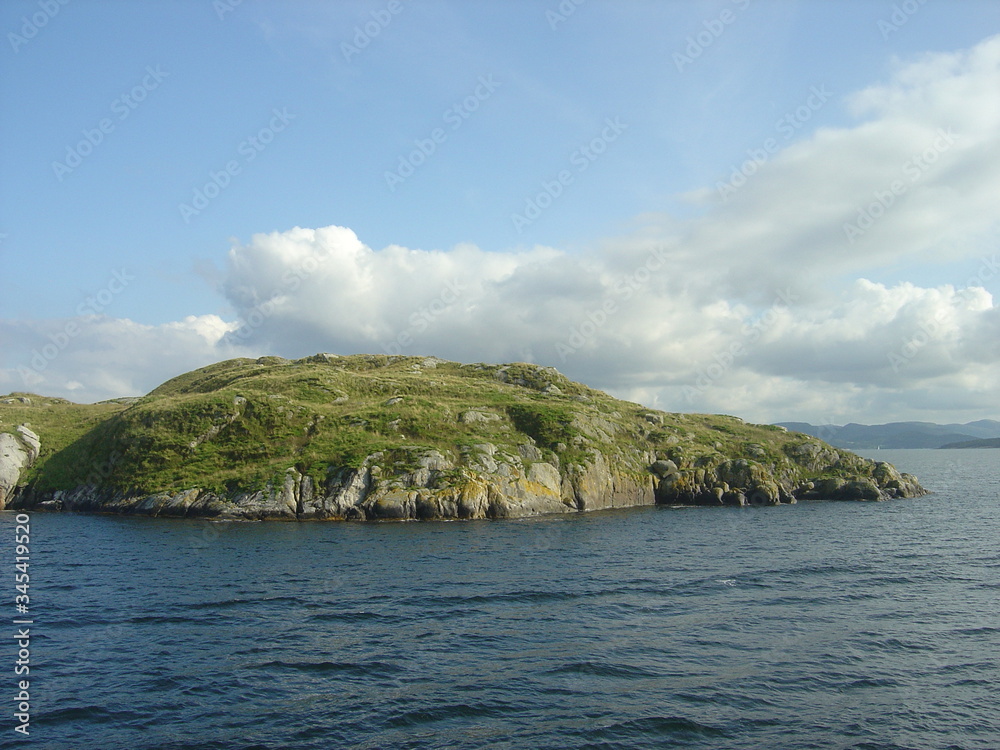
[15,514,30,602]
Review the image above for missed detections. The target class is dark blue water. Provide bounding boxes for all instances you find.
[2,449,998,749]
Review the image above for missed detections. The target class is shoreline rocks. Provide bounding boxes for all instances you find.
[8,444,926,521]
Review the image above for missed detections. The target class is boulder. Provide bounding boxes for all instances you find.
[459,409,502,424]
[0,426,40,510]
[16,426,40,463]
[0,433,29,509]
[649,459,678,478]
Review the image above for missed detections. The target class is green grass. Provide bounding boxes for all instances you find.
[1,354,886,499]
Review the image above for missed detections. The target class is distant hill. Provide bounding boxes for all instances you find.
[774,420,1000,450]
[939,437,1000,449]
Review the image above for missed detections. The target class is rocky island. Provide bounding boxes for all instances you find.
[0,354,926,520]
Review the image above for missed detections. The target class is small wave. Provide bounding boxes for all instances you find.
[37,704,151,726]
[749,562,876,581]
[307,610,407,624]
[384,701,512,728]
[142,674,188,691]
[944,677,993,687]
[128,614,202,625]
[180,682,241,698]
[950,625,1000,636]
[589,715,728,740]
[120,740,243,750]
[230,646,271,655]
[407,589,587,607]
[183,595,304,610]
[545,661,661,679]
[252,659,403,678]
[46,615,120,628]
[843,676,900,689]
[866,574,919,586]
[870,637,934,653]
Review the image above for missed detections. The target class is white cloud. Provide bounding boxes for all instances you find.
[0,315,246,402]
[672,35,1000,303]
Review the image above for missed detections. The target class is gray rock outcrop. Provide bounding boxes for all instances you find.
[0,426,40,509]
[12,441,660,521]
[653,451,923,507]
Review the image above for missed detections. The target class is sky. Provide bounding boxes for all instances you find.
[1,0,999,426]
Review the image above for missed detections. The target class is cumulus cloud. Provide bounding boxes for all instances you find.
[3,36,999,423]
[217,225,568,361]
[0,315,247,402]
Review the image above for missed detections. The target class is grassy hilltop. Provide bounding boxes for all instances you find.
[0,354,925,519]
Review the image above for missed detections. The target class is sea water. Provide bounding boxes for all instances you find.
[1,449,998,749]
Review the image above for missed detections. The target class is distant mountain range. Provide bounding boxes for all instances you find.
[774,420,1000,450]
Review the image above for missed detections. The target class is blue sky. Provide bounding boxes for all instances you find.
[2,0,999,424]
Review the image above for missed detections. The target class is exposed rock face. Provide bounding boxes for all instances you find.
[793,461,924,502]
[10,443,923,520]
[653,453,924,507]
[459,410,502,424]
[0,435,28,509]
[13,442,655,520]
[0,426,40,510]
[563,449,655,511]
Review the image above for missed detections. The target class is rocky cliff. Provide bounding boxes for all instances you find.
[1,355,926,520]
[0,423,39,508]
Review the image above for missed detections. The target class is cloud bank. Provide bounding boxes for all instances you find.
[3,36,999,424]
